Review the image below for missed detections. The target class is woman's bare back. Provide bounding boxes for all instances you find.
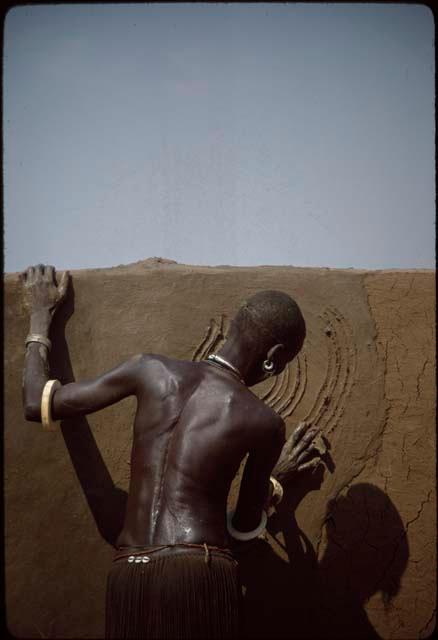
[117,355,278,548]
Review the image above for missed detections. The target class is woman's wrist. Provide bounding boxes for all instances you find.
[269,476,284,506]
[30,308,52,334]
[265,481,275,507]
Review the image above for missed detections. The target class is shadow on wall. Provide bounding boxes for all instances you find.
[50,284,127,548]
[237,474,409,639]
[49,284,409,639]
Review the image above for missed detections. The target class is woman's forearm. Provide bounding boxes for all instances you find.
[21,264,70,422]
[22,309,52,421]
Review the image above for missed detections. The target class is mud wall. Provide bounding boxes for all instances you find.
[4,260,435,638]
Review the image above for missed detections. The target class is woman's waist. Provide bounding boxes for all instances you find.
[119,500,229,548]
[113,542,236,565]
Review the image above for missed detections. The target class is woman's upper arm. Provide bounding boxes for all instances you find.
[52,353,147,419]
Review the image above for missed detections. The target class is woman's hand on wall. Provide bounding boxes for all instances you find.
[272,422,326,484]
[21,264,69,324]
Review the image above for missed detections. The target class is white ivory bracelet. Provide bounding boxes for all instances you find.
[41,379,61,431]
[227,510,268,541]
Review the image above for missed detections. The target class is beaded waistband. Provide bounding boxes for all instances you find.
[113,543,236,565]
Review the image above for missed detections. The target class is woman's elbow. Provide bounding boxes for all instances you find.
[24,403,41,422]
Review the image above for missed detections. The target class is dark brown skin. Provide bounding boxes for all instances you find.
[22,265,321,548]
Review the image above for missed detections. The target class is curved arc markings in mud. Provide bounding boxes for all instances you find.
[191,310,357,431]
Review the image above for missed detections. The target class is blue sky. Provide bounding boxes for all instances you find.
[3,3,435,272]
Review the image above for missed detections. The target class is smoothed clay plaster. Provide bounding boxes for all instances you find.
[4,260,435,638]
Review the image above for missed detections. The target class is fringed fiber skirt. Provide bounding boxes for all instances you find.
[105,544,242,639]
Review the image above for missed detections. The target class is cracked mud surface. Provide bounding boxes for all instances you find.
[4,262,435,638]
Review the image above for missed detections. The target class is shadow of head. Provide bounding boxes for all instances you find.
[321,483,409,607]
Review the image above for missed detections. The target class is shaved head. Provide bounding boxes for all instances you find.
[231,290,306,359]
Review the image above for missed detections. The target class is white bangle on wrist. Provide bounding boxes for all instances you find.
[267,476,284,517]
[227,510,267,541]
[269,476,284,504]
[41,379,61,431]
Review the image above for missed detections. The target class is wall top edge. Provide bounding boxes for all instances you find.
[4,258,435,280]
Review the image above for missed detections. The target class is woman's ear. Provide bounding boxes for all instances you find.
[266,343,286,364]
